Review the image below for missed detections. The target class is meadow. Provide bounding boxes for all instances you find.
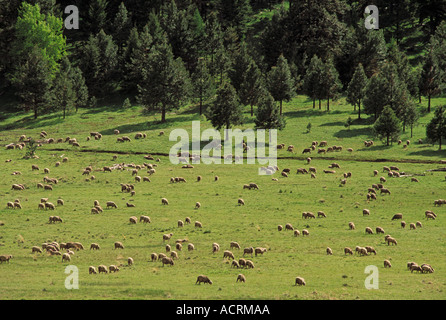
[0,96,445,300]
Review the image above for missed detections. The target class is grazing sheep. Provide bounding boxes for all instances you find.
[245,260,255,269]
[230,241,241,250]
[98,264,108,273]
[365,227,373,234]
[114,241,124,249]
[384,260,392,268]
[317,211,327,218]
[410,265,423,273]
[128,257,134,266]
[294,229,300,237]
[212,243,220,254]
[187,243,195,251]
[161,257,174,267]
[285,223,293,231]
[150,253,158,262]
[223,250,235,260]
[344,247,353,255]
[278,225,283,231]
[295,277,306,286]
[416,221,423,228]
[140,215,151,223]
[386,237,398,246]
[326,247,333,255]
[392,213,403,220]
[196,275,212,285]
[238,198,245,206]
[358,247,368,256]
[380,188,391,195]
[365,246,377,255]
[231,260,240,268]
[129,216,137,224]
[236,274,246,283]
[376,227,385,234]
[31,246,42,254]
[163,233,173,242]
[89,266,98,274]
[195,202,201,209]
[109,265,120,273]
[90,243,100,250]
[249,183,259,190]
[255,247,267,256]
[175,243,183,251]
[161,198,169,205]
[349,222,355,230]
[106,201,118,209]
[195,221,203,228]
[302,229,309,236]
[243,247,254,257]
[185,217,191,224]
[62,253,71,262]
[410,223,416,230]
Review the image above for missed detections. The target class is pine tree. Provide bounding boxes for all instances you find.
[52,57,76,119]
[426,105,446,150]
[303,55,324,109]
[320,58,342,111]
[192,57,214,115]
[373,106,402,146]
[112,2,132,55]
[346,63,368,119]
[206,81,243,140]
[267,55,294,115]
[137,36,191,123]
[239,58,264,117]
[84,0,109,37]
[254,91,286,141]
[9,46,53,119]
[355,24,388,77]
[420,47,443,112]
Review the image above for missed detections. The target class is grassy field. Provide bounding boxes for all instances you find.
[0,96,445,300]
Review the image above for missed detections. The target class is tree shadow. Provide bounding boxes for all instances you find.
[407,149,446,158]
[334,127,374,138]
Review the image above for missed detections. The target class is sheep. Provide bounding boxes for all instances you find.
[57,199,64,206]
[150,253,158,262]
[185,217,191,224]
[344,247,353,255]
[6,202,14,209]
[358,247,368,256]
[44,185,53,191]
[62,253,71,262]
[243,247,254,257]
[326,247,333,255]
[380,188,391,195]
[411,177,419,182]
[31,246,42,254]
[89,266,98,274]
[238,198,245,206]
[187,243,195,251]
[161,257,174,267]
[223,250,235,260]
[416,221,423,228]
[384,260,392,268]
[32,164,40,171]
[410,223,416,230]
[317,211,327,218]
[128,257,134,266]
[391,213,403,220]
[285,223,293,231]
[129,216,138,224]
[90,243,100,250]
[365,246,377,255]
[195,221,203,228]
[255,247,267,256]
[106,201,118,209]
[278,225,283,231]
[426,213,436,220]
[165,244,171,253]
[114,241,124,249]
[293,229,300,237]
[108,265,119,273]
[44,202,55,210]
[196,275,212,285]
[386,236,398,246]
[230,242,241,250]
[376,227,385,234]
[295,277,306,286]
[249,183,259,190]
[349,222,355,230]
[175,243,183,252]
[421,264,434,273]
[212,243,220,254]
[161,198,169,205]
[410,265,423,273]
[425,210,437,218]
[302,229,309,236]
[195,202,201,209]
[365,227,374,234]
[163,233,173,242]
[245,260,255,269]
[91,207,99,214]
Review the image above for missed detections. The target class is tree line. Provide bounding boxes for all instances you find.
[0,0,445,146]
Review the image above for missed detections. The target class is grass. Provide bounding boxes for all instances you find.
[0,94,445,300]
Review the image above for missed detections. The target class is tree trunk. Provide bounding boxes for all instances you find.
[318,99,321,110]
[313,98,315,109]
[428,94,431,112]
[161,107,166,123]
[199,96,203,115]
[327,97,330,111]
[63,107,66,119]
[251,104,253,117]
[34,107,38,119]
[280,100,283,115]
[410,125,413,138]
[358,101,361,119]
[387,134,390,146]
[440,136,442,150]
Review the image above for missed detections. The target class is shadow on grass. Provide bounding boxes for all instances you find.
[334,127,374,138]
[408,149,446,158]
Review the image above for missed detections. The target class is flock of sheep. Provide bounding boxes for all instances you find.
[1,130,443,293]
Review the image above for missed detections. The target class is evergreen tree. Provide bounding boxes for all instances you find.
[9,46,53,119]
[206,81,243,140]
[214,0,252,39]
[70,66,89,112]
[346,63,368,119]
[303,55,324,109]
[404,101,419,138]
[239,58,264,117]
[320,58,342,111]
[192,57,214,115]
[112,2,132,55]
[84,0,109,37]
[355,24,388,78]
[373,106,402,146]
[420,47,443,112]
[426,105,446,150]
[79,29,119,97]
[52,57,76,119]
[266,55,294,115]
[137,36,191,123]
[254,91,286,140]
